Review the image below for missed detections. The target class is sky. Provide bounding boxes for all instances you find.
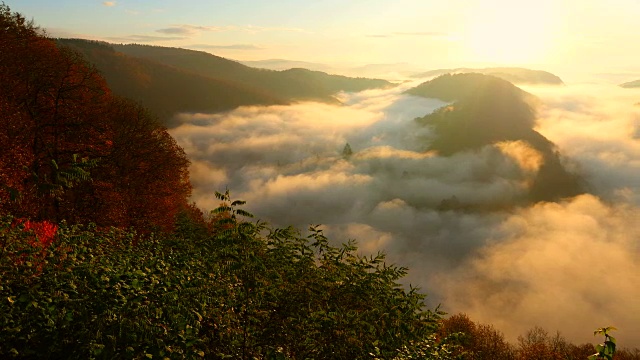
[8,0,640,82]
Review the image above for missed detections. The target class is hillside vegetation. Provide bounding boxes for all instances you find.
[408,73,584,203]
[59,39,391,126]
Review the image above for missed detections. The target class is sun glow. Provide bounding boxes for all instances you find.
[462,1,559,64]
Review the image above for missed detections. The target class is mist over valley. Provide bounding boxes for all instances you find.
[4,1,640,356]
[169,71,640,343]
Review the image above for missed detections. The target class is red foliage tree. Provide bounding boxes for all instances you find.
[96,97,191,232]
[0,4,112,222]
[0,4,192,233]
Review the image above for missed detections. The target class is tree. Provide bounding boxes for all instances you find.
[342,142,353,158]
[439,313,515,360]
[98,97,191,232]
[0,4,192,232]
[0,3,111,221]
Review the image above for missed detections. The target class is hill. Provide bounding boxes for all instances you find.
[57,40,392,126]
[412,67,564,85]
[113,44,391,101]
[57,39,284,127]
[108,43,391,102]
[241,58,335,72]
[241,60,427,79]
[407,73,583,203]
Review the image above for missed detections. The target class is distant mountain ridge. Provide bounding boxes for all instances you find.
[242,59,428,79]
[57,39,392,126]
[109,43,391,101]
[241,59,335,72]
[412,67,564,85]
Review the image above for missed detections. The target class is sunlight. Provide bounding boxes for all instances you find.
[462,1,557,64]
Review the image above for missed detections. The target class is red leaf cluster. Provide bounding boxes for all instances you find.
[19,219,58,248]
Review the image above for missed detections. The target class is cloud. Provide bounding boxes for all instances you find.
[156,25,229,37]
[435,84,640,344]
[170,81,640,345]
[188,43,263,50]
[239,25,308,34]
[367,31,449,39]
[530,84,640,204]
[105,34,187,43]
[438,195,640,344]
[156,27,197,36]
[393,31,448,37]
[102,1,116,7]
[155,24,307,38]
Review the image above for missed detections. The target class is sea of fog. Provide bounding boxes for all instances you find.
[170,80,640,345]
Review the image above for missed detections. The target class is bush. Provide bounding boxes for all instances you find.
[0,193,443,359]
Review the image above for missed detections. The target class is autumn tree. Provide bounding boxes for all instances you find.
[0,3,112,222]
[439,313,515,359]
[97,97,191,232]
[0,4,191,232]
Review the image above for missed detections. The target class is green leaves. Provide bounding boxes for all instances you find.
[589,327,617,360]
[0,192,441,359]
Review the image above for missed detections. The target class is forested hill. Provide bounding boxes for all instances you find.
[408,73,584,203]
[110,43,392,98]
[413,67,564,85]
[57,39,284,127]
[58,39,392,126]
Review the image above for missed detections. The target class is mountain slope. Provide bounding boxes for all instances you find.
[408,73,583,203]
[58,39,283,126]
[111,43,392,101]
[58,39,392,126]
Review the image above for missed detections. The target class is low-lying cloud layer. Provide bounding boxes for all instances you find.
[170,81,640,345]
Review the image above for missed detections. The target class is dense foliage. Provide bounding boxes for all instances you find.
[0,192,445,359]
[0,4,191,232]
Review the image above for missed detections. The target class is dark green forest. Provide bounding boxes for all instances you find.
[1,4,639,359]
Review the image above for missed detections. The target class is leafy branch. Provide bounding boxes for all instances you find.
[588,326,617,360]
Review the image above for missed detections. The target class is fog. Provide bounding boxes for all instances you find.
[170,81,640,345]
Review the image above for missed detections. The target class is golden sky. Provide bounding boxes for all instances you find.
[10,0,640,80]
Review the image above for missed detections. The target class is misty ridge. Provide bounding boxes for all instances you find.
[65,39,640,345]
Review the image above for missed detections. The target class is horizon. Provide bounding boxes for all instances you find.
[8,0,640,83]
